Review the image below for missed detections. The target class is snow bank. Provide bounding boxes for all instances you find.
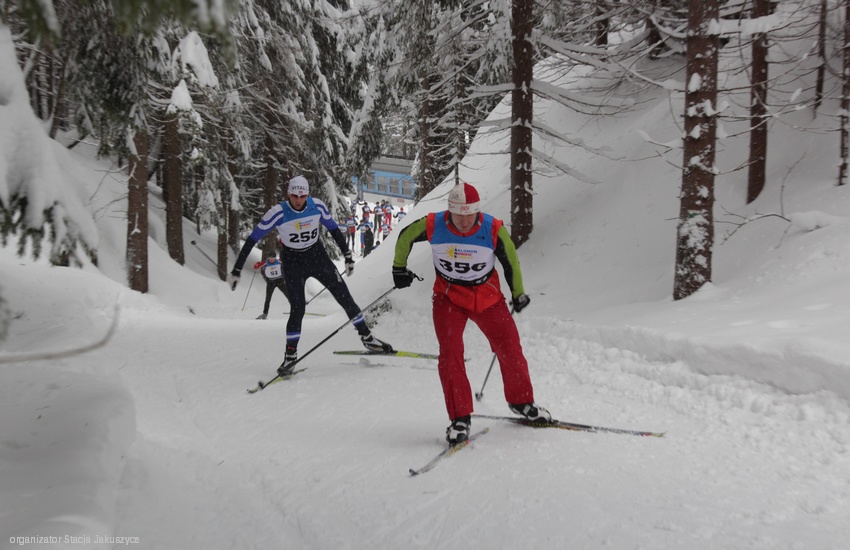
[0,259,137,548]
[0,369,135,549]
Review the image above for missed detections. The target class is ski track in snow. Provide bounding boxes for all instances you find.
[101,302,850,549]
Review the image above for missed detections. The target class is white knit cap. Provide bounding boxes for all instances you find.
[447,183,481,215]
[288,175,309,196]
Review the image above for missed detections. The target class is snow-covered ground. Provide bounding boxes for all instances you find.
[3,17,850,550]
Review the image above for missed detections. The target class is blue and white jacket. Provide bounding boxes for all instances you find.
[233,197,349,271]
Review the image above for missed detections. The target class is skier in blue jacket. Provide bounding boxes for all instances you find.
[228,175,393,375]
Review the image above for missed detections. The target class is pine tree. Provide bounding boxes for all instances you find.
[353,0,514,200]
[346,3,406,183]
[1,0,239,292]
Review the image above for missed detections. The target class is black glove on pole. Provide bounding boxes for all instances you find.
[392,266,417,288]
[512,293,530,313]
[344,252,355,276]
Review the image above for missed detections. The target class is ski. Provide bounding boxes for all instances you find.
[246,368,307,394]
[334,350,440,360]
[409,428,489,476]
[471,414,664,437]
[334,350,469,361]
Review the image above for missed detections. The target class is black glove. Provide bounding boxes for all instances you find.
[512,293,530,313]
[344,252,355,276]
[227,269,241,291]
[392,266,415,289]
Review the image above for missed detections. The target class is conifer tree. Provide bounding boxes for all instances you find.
[1,0,238,292]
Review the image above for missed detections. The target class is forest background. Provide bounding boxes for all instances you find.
[8,0,849,317]
[2,1,850,548]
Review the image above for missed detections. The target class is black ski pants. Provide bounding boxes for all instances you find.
[282,243,367,343]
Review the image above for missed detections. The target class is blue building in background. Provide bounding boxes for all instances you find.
[353,156,415,203]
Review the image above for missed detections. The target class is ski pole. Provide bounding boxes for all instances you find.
[474,304,516,402]
[190,240,218,268]
[257,285,399,390]
[305,285,328,306]
[474,354,498,402]
[305,267,347,306]
[241,270,258,311]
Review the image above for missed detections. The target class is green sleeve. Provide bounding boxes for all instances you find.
[494,225,525,298]
[393,216,428,268]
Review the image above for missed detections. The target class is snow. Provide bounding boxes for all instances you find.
[3,18,850,550]
[175,31,219,88]
[709,14,784,37]
[167,80,195,114]
[688,73,702,93]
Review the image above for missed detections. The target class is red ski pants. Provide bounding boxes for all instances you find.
[432,293,535,420]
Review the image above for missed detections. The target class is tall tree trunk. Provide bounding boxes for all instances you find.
[226,141,241,253]
[747,0,770,204]
[262,134,279,254]
[46,51,55,118]
[417,71,435,200]
[188,164,201,236]
[454,65,468,178]
[404,119,412,160]
[228,197,240,253]
[163,111,185,264]
[645,0,666,59]
[216,150,230,280]
[31,56,43,119]
[511,0,534,247]
[594,0,609,47]
[218,161,232,281]
[224,135,239,253]
[674,0,719,300]
[127,130,150,293]
[48,55,67,139]
[814,0,828,114]
[839,1,850,186]
[412,3,436,200]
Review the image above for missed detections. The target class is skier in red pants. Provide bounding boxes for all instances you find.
[391,182,551,445]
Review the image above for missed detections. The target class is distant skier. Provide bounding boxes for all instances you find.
[345,215,358,250]
[358,220,375,257]
[253,250,289,320]
[382,201,394,226]
[379,219,391,243]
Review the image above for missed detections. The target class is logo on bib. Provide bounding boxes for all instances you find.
[446,246,475,260]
